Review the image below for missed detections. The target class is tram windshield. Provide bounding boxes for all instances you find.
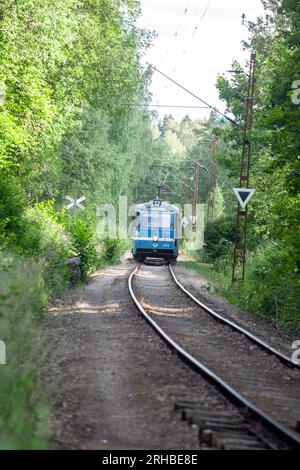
[139,212,171,229]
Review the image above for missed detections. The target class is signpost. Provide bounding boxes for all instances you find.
[65,196,86,215]
[233,188,256,209]
[232,51,256,282]
[181,216,189,229]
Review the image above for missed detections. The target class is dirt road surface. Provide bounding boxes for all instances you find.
[42,262,204,450]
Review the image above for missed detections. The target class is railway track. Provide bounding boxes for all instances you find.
[128,262,300,450]
[169,264,296,367]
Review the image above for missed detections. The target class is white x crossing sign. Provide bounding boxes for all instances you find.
[233,188,256,209]
[65,195,86,214]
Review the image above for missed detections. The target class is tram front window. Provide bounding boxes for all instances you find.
[140,212,171,229]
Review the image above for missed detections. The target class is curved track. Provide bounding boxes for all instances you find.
[128,262,300,449]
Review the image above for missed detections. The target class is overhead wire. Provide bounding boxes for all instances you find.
[150,64,236,125]
[154,1,191,105]
[157,0,191,68]
[154,0,213,110]
[130,104,209,109]
[182,0,212,55]
[162,137,209,169]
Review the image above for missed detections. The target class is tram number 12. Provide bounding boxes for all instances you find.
[153,200,161,206]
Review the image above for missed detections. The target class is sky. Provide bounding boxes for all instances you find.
[137,0,266,122]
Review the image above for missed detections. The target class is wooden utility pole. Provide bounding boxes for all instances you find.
[232,52,256,282]
[207,137,220,221]
[184,175,189,206]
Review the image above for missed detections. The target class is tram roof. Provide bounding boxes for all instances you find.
[135,200,179,213]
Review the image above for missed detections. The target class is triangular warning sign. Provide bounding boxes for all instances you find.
[233,188,256,209]
[181,216,189,228]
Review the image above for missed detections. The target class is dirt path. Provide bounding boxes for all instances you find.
[41,262,202,450]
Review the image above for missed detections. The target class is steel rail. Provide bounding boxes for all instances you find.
[169,264,297,368]
[128,263,300,449]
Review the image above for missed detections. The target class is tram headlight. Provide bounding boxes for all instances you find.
[152,236,159,242]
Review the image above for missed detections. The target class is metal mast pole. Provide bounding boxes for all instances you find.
[232,51,256,282]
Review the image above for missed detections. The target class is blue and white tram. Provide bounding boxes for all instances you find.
[132,199,179,261]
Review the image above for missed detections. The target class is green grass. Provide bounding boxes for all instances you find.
[0,260,50,449]
[181,260,216,281]
[180,260,229,293]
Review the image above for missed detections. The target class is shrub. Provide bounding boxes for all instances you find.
[0,201,126,449]
[63,216,99,281]
[101,236,124,260]
[20,201,74,297]
[234,242,300,331]
[209,241,299,334]
[0,175,25,250]
[204,216,235,261]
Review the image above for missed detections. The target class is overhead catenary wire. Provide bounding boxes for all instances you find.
[155,0,192,105]
[142,73,273,157]
[182,0,213,55]
[130,104,210,109]
[162,137,210,169]
[162,169,194,192]
[149,64,237,125]
[173,1,191,39]
[156,0,213,106]
[157,0,191,67]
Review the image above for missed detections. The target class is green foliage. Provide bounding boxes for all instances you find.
[101,236,124,261]
[204,216,235,261]
[210,0,300,332]
[1,0,298,450]
[212,184,225,220]
[0,260,50,449]
[63,216,99,281]
[0,174,25,249]
[241,243,299,328]
[229,241,299,332]
[0,0,153,201]
[184,241,300,334]
[18,202,73,297]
